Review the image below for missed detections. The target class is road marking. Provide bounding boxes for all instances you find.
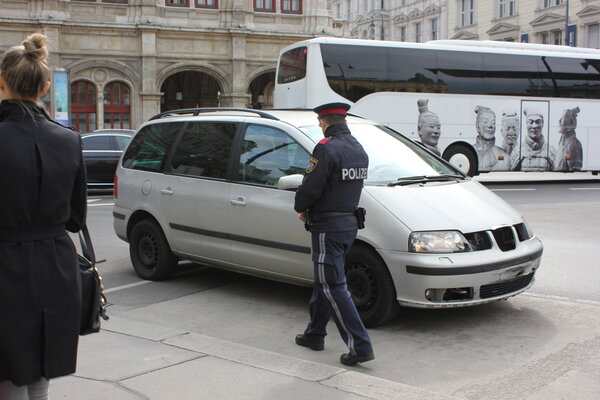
[105,266,208,294]
[104,280,152,293]
[568,187,600,191]
[524,292,600,307]
[88,199,101,203]
[490,188,536,192]
[88,202,114,207]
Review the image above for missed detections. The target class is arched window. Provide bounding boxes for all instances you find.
[71,81,97,132]
[103,82,131,129]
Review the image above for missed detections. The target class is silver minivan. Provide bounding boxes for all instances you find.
[113,108,543,327]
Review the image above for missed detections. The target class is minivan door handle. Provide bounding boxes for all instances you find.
[230,197,246,207]
[160,188,174,196]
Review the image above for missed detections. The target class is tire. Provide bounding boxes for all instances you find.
[345,245,399,328]
[443,144,478,177]
[129,219,177,281]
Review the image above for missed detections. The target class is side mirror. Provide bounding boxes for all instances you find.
[277,174,303,190]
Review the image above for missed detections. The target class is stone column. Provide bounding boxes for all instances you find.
[230,34,251,107]
[139,29,161,124]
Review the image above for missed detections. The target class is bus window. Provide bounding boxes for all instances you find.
[432,50,484,94]
[387,48,439,92]
[277,47,307,84]
[482,53,543,96]
[540,56,591,98]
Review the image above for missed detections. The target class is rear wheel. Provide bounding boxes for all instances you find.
[345,245,399,328]
[129,219,177,281]
[443,144,478,177]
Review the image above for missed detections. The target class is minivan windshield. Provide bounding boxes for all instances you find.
[300,122,463,185]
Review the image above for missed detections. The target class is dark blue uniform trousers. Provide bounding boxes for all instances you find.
[304,230,373,356]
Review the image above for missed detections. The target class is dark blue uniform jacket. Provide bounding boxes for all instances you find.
[294,123,369,233]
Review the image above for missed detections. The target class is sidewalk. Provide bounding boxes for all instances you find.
[50,316,457,400]
[473,171,600,183]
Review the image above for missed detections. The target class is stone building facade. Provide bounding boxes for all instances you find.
[447,0,600,48]
[0,0,338,131]
[1,1,599,131]
[331,1,448,43]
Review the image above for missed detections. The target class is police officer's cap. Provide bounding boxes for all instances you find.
[313,102,351,118]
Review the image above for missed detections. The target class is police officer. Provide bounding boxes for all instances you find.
[294,102,374,366]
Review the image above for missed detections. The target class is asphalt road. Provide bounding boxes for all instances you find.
[82,179,600,398]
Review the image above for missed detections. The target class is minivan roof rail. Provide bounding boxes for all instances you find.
[149,108,280,121]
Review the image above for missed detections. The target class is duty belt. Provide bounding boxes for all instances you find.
[309,211,356,222]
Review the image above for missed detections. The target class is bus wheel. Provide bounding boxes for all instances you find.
[444,144,478,176]
[129,219,177,281]
[345,245,399,328]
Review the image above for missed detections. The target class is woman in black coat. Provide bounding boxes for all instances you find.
[0,33,87,399]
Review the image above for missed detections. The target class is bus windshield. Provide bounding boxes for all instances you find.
[300,122,461,185]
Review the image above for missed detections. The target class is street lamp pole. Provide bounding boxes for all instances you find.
[564,0,570,46]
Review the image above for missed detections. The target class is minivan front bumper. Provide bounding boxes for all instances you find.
[379,236,543,308]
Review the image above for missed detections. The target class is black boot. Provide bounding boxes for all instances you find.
[340,352,375,366]
[295,334,324,351]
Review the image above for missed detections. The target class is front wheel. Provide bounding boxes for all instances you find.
[345,245,399,328]
[129,219,177,281]
[443,144,478,177]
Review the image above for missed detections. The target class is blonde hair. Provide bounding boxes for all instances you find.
[1,33,49,99]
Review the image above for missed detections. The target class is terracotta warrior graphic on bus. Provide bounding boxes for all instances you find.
[517,108,556,171]
[555,107,583,172]
[500,110,521,170]
[473,106,511,171]
[416,99,441,156]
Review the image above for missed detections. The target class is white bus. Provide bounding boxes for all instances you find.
[273,37,600,176]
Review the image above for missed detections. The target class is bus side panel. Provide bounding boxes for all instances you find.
[352,92,599,173]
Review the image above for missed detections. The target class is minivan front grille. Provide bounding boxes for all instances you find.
[492,226,516,251]
[464,231,492,251]
[480,273,534,299]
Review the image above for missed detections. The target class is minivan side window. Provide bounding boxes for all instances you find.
[122,122,181,172]
[170,122,238,179]
[238,125,309,187]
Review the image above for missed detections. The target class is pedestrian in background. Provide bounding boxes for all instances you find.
[0,33,87,400]
[294,102,374,366]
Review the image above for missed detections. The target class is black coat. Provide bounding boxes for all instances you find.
[0,100,87,386]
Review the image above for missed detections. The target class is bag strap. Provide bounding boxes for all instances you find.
[78,224,96,264]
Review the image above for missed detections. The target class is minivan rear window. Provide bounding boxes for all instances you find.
[122,122,181,172]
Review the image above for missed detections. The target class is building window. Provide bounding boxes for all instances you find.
[552,30,562,45]
[71,81,97,133]
[459,0,475,27]
[103,82,131,130]
[588,24,600,49]
[498,0,515,18]
[541,0,560,8]
[102,0,128,3]
[431,18,438,40]
[282,0,301,13]
[166,0,189,6]
[347,0,351,19]
[415,22,422,43]
[195,0,217,8]
[255,0,275,12]
[540,32,549,44]
[399,25,407,42]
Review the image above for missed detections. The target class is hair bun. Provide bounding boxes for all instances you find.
[22,33,48,62]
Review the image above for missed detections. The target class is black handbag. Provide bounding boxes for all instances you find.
[78,225,109,335]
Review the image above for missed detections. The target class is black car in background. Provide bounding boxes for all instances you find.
[82,129,134,187]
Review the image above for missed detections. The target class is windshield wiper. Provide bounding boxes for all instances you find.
[387,174,465,187]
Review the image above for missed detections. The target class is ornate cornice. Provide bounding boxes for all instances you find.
[0,19,314,42]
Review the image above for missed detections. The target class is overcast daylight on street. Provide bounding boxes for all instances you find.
[2,1,600,400]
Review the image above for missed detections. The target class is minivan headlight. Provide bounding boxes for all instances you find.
[409,231,471,253]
